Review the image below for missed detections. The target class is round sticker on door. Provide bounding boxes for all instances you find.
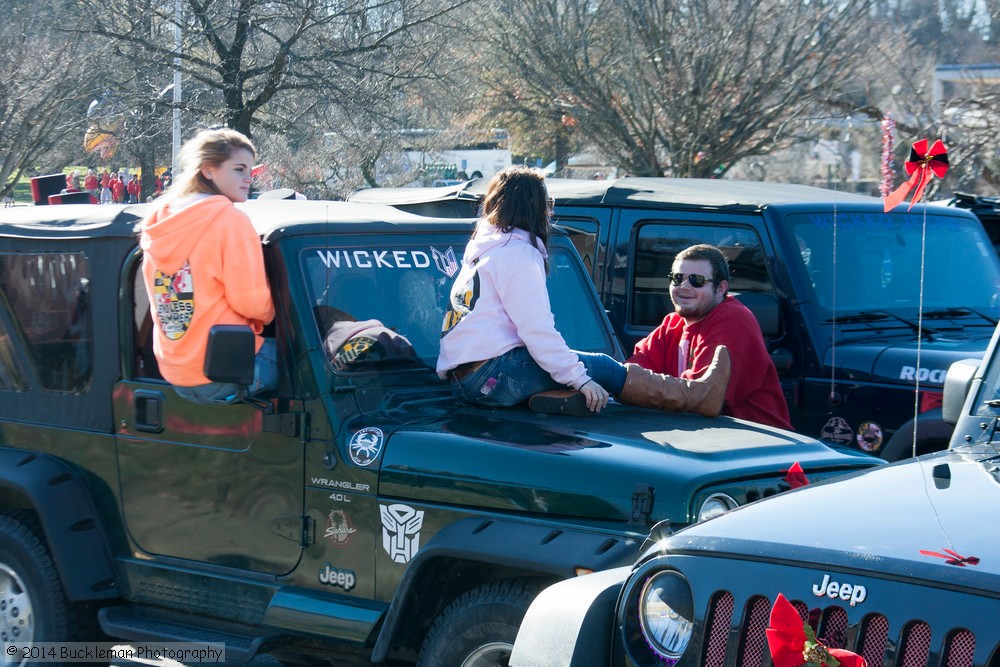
[349,427,384,466]
[856,421,884,452]
[820,417,853,444]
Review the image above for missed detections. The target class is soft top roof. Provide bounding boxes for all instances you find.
[0,200,477,242]
[349,176,880,210]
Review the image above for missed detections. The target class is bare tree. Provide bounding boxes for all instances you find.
[0,2,98,199]
[479,0,876,178]
[76,0,474,139]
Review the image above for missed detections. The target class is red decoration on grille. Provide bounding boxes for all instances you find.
[784,462,810,489]
[918,548,980,566]
[766,594,868,666]
[883,139,949,212]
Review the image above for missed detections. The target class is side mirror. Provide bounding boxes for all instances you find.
[204,325,256,385]
[942,358,980,425]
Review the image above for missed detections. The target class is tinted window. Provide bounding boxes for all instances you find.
[631,224,771,327]
[0,253,92,392]
[785,212,1000,318]
[553,217,598,275]
[0,315,27,391]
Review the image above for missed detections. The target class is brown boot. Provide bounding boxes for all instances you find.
[617,346,731,417]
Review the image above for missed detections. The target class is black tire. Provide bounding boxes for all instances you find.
[416,578,545,667]
[0,511,69,658]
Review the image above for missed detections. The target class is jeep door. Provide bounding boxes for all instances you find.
[112,250,304,574]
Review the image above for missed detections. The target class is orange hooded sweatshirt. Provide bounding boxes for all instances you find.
[140,195,275,386]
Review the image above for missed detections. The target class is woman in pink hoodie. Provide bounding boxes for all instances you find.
[437,166,730,417]
[139,128,275,404]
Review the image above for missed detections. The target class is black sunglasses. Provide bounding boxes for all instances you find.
[668,272,717,288]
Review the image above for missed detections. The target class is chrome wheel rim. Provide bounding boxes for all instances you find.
[0,563,33,662]
[460,641,513,667]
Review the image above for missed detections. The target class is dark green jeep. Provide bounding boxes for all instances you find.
[0,200,877,666]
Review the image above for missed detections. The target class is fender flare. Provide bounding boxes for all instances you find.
[0,448,119,602]
[880,408,954,462]
[370,517,640,663]
[509,566,630,667]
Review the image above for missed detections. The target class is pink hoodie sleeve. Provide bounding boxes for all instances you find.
[222,211,275,332]
[494,245,590,389]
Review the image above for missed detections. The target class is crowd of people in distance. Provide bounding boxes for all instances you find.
[63,167,174,204]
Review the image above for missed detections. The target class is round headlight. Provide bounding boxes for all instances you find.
[697,493,737,522]
[639,571,694,664]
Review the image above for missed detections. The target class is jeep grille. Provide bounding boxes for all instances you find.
[702,591,991,667]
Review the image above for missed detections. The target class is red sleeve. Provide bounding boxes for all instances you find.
[627,314,683,374]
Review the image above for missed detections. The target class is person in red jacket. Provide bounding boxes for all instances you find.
[628,244,793,430]
[109,172,124,203]
[127,174,140,203]
[84,170,99,200]
[139,128,275,404]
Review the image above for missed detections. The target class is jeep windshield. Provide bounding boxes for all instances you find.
[783,211,1000,328]
[301,241,618,372]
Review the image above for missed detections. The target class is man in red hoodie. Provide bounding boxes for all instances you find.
[628,244,792,430]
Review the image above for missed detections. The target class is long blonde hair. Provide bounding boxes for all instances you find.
[159,128,255,204]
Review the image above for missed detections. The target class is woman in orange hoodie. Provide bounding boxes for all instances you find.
[139,128,275,404]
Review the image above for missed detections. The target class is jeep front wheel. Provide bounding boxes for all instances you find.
[0,512,68,655]
[416,578,545,667]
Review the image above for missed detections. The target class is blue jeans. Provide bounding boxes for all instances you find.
[449,346,627,408]
[174,339,278,405]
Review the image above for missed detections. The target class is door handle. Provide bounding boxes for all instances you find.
[134,389,164,433]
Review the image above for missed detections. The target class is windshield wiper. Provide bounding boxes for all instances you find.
[922,308,999,325]
[827,310,937,336]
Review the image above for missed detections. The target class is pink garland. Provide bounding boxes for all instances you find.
[880,114,896,199]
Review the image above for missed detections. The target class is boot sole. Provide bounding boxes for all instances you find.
[528,391,592,417]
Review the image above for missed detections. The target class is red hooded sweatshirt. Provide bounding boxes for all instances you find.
[140,195,275,386]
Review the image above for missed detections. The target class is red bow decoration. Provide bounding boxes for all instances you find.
[919,548,980,567]
[882,139,948,212]
[784,462,810,489]
[766,594,868,667]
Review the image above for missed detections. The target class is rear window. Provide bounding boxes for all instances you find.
[0,253,93,393]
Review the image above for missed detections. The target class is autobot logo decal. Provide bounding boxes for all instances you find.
[820,417,853,444]
[348,427,383,467]
[812,574,867,606]
[379,503,424,563]
[152,261,194,340]
[856,421,883,452]
[318,563,356,591]
[432,246,458,277]
[324,509,358,548]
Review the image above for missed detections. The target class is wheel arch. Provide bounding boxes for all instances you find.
[0,448,119,602]
[880,407,954,462]
[370,517,641,663]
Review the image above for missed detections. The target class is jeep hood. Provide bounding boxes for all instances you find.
[663,444,1000,589]
[378,403,877,528]
[825,336,989,387]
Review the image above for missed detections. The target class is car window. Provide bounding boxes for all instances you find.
[0,253,92,392]
[302,242,616,372]
[552,216,599,276]
[785,212,1000,318]
[630,223,772,328]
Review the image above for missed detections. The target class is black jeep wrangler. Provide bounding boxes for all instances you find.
[349,178,1000,461]
[510,317,1000,667]
[0,200,877,665]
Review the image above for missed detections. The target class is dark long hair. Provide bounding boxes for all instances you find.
[480,165,550,252]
